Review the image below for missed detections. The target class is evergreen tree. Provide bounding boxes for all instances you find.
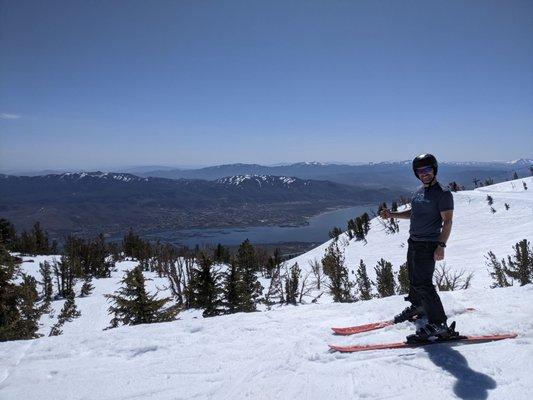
[264,261,284,308]
[284,263,301,305]
[80,275,94,297]
[355,259,373,300]
[505,203,510,210]
[391,201,398,212]
[523,181,528,191]
[53,256,77,299]
[513,172,519,180]
[346,219,355,240]
[232,240,263,312]
[0,218,17,250]
[222,261,243,313]
[49,292,81,336]
[235,239,259,273]
[361,213,371,235]
[353,217,365,241]
[39,261,54,309]
[186,253,223,316]
[486,195,494,206]
[213,243,231,264]
[397,262,410,295]
[486,251,512,288]
[105,266,178,328]
[328,227,343,240]
[504,239,533,286]
[374,259,396,297]
[321,242,354,302]
[0,246,41,341]
[265,248,282,279]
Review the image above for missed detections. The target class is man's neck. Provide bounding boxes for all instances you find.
[423,179,438,188]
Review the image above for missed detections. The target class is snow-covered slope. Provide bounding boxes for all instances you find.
[1,178,532,400]
[290,176,533,290]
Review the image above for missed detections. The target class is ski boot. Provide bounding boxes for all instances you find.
[394,304,425,324]
[406,321,459,344]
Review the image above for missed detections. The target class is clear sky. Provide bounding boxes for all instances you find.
[1,0,532,171]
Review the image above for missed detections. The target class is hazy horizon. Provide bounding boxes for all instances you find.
[2,157,533,176]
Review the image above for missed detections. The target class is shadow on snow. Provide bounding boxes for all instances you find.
[424,344,496,400]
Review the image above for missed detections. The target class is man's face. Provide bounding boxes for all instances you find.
[416,166,435,185]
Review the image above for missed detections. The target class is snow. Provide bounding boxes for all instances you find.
[217,175,298,187]
[56,172,148,182]
[1,177,533,399]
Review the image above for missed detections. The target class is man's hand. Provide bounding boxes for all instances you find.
[379,208,392,219]
[434,246,445,261]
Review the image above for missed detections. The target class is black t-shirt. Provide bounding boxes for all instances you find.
[409,182,454,241]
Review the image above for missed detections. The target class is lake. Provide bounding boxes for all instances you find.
[144,204,374,247]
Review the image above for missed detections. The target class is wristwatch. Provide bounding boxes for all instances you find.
[438,242,447,248]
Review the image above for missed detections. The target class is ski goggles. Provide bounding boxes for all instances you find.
[416,166,434,175]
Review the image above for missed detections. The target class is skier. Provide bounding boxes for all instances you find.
[379,153,455,341]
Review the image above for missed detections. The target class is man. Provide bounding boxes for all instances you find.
[379,153,454,340]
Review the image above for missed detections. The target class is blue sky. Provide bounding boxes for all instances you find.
[1,0,532,171]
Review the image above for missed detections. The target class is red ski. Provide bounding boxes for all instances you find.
[331,307,476,336]
[329,332,517,353]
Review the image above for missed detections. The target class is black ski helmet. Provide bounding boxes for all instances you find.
[412,153,438,179]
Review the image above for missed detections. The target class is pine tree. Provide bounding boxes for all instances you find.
[346,219,355,240]
[397,262,410,294]
[53,256,76,299]
[513,172,519,180]
[49,292,81,336]
[321,241,354,302]
[186,254,223,316]
[486,251,512,288]
[80,275,94,297]
[233,241,263,312]
[39,260,53,308]
[265,248,282,279]
[213,243,231,264]
[105,266,178,328]
[17,274,41,339]
[374,259,396,297]
[0,246,41,341]
[264,262,284,308]
[0,218,17,250]
[284,263,301,305]
[235,239,259,273]
[355,259,373,300]
[361,213,370,235]
[222,261,243,313]
[504,239,533,286]
[505,203,510,210]
[328,227,343,240]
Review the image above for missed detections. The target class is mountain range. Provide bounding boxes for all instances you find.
[133,159,533,190]
[0,172,394,239]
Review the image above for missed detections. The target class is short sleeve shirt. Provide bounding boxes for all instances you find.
[409,182,454,241]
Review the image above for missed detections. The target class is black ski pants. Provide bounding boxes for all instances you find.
[406,238,447,324]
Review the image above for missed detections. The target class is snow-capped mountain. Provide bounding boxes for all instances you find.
[216,174,300,187]
[1,177,532,399]
[0,172,392,238]
[55,171,149,183]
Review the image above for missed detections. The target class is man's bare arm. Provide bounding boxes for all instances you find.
[391,209,411,219]
[438,210,453,243]
[379,208,411,219]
